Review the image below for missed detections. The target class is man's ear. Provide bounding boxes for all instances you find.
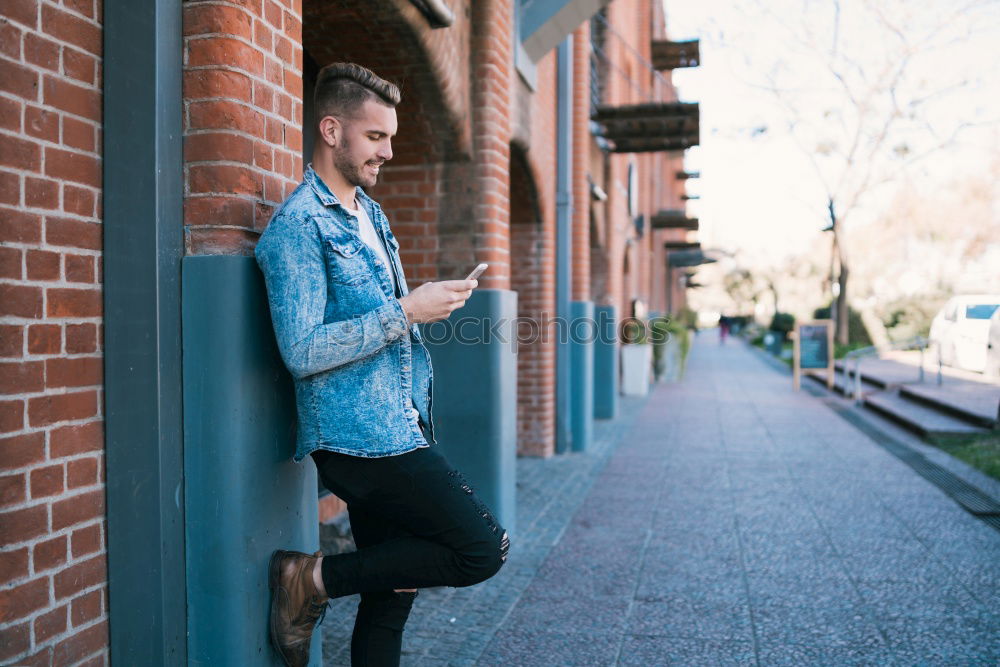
[318,115,341,148]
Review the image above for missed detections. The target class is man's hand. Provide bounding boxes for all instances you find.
[398,280,477,324]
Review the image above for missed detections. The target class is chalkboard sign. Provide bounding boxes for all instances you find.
[799,325,830,369]
[793,320,834,391]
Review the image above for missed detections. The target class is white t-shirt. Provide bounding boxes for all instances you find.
[344,202,420,424]
[343,202,398,295]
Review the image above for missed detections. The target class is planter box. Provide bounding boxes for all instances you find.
[621,343,652,396]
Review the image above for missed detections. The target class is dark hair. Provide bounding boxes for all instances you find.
[314,62,401,120]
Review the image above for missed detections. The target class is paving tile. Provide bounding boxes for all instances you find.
[501,594,632,635]
[617,635,757,666]
[646,527,741,556]
[746,573,862,609]
[527,557,643,599]
[750,601,888,650]
[853,578,989,624]
[754,642,897,666]
[635,569,749,605]
[625,597,753,642]
[639,546,743,578]
[477,630,622,666]
[843,544,957,585]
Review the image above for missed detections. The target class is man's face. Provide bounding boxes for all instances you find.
[332,99,397,190]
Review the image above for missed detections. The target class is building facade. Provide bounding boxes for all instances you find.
[0,0,699,662]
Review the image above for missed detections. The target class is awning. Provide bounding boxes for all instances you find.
[668,250,716,268]
[664,241,701,251]
[591,102,699,153]
[651,40,700,70]
[520,0,611,61]
[651,210,699,230]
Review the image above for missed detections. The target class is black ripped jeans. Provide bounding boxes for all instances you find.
[311,444,509,667]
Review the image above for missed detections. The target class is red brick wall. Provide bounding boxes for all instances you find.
[183,0,304,256]
[510,144,554,456]
[590,0,683,321]
[469,0,513,290]
[0,0,109,663]
[509,47,558,458]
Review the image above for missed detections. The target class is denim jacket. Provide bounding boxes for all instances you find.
[254,163,436,461]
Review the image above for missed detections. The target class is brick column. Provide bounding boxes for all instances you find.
[470,0,512,290]
[510,145,555,457]
[182,0,303,255]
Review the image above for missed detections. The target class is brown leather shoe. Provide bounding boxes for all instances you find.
[268,549,330,667]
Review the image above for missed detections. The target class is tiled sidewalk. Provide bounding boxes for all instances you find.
[320,389,649,666]
[323,333,1000,665]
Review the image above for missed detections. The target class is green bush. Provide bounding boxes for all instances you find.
[676,306,698,330]
[834,341,869,359]
[882,295,946,341]
[769,312,795,334]
[814,303,872,346]
[650,316,691,378]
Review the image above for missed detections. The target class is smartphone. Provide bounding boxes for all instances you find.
[465,263,488,281]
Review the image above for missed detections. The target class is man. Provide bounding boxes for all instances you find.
[254,63,509,667]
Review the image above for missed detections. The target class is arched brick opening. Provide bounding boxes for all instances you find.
[301,0,474,282]
[621,242,634,321]
[589,203,610,305]
[509,143,554,457]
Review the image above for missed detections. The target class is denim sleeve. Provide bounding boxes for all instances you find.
[254,214,410,380]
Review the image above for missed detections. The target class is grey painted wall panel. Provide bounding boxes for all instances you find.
[594,304,620,419]
[182,256,321,666]
[570,300,596,451]
[422,289,519,536]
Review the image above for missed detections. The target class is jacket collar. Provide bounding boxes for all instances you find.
[304,162,378,213]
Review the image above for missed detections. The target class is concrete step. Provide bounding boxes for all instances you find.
[809,367,881,396]
[863,389,991,440]
[899,383,999,430]
[834,360,901,389]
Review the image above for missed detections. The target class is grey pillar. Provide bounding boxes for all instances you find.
[103,0,186,663]
[182,256,321,665]
[422,289,518,535]
[570,300,595,451]
[555,36,574,454]
[593,304,619,419]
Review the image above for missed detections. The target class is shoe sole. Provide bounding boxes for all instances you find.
[268,549,294,667]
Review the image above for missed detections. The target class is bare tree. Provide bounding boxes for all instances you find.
[722,267,761,314]
[727,0,998,343]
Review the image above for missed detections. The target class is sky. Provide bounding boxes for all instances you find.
[660,0,1000,265]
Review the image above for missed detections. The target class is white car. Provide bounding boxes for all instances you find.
[986,309,1000,378]
[929,294,1000,373]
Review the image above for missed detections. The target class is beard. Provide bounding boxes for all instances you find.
[333,138,382,189]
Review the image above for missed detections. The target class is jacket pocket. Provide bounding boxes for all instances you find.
[323,235,368,286]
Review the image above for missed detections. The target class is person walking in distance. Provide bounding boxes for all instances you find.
[254,63,509,667]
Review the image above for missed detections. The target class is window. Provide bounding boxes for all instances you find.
[965,304,999,320]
